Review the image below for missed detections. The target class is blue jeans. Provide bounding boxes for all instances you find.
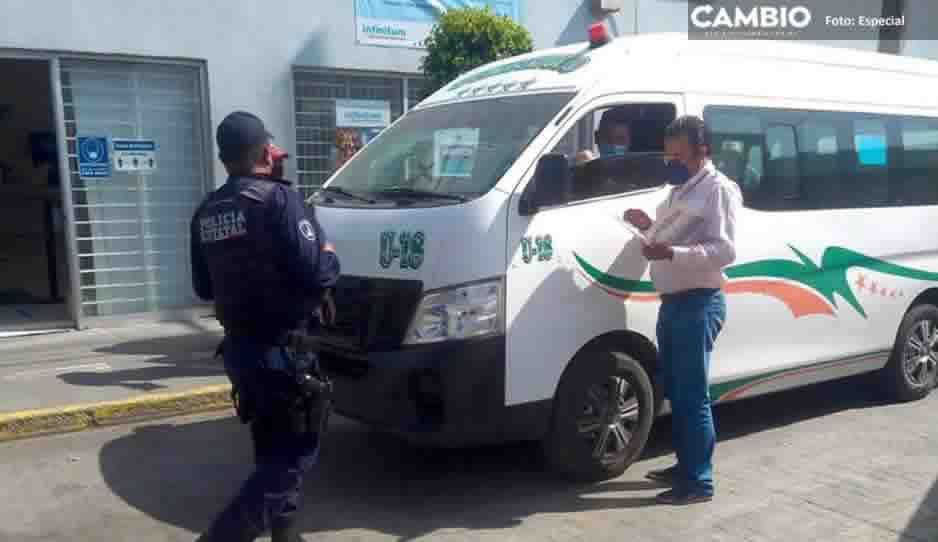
[205,334,320,540]
[656,289,726,496]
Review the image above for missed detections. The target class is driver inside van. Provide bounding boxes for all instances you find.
[575,108,632,165]
[571,108,633,199]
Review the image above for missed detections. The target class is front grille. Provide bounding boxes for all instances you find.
[321,275,423,353]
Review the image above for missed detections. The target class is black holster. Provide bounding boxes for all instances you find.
[224,331,333,438]
[287,327,333,437]
[288,368,333,437]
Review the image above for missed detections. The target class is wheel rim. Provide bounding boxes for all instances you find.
[904,318,938,388]
[576,375,641,465]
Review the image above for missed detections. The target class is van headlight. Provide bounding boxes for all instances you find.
[404,279,504,345]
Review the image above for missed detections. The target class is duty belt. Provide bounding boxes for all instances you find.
[286,329,322,354]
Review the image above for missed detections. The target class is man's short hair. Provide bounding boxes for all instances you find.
[216,111,272,164]
[665,115,711,154]
[597,107,630,135]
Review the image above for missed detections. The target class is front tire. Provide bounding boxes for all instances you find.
[542,348,655,482]
[883,303,938,402]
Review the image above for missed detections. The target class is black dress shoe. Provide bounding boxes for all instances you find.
[655,488,713,505]
[645,464,678,484]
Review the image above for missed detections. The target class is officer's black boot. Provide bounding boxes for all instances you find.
[271,521,303,542]
[195,521,263,542]
[196,499,264,542]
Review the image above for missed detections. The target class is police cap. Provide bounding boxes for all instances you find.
[216,111,273,163]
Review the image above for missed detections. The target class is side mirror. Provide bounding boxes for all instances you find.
[519,153,571,216]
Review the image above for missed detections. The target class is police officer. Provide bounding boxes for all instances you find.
[191,111,340,542]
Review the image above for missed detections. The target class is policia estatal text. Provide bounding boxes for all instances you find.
[191,111,340,542]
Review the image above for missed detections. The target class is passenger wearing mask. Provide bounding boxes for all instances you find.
[575,109,632,165]
[572,109,633,199]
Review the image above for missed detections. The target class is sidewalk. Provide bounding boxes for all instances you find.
[0,317,232,440]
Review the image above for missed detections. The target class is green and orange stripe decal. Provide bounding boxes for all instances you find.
[574,245,938,319]
[709,351,889,402]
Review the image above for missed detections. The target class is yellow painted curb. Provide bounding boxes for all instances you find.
[0,384,234,443]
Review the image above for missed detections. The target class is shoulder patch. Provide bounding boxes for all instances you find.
[298,219,317,241]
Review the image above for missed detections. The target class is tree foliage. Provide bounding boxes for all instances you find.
[419,7,533,99]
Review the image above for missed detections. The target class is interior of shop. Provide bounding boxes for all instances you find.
[0,58,71,334]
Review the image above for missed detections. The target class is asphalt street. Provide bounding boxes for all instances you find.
[1,374,937,541]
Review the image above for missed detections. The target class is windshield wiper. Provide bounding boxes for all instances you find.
[372,187,468,202]
[319,186,376,204]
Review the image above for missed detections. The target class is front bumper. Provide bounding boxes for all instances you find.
[318,334,549,447]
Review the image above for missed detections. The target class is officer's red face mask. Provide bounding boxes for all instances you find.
[253,143,289,179]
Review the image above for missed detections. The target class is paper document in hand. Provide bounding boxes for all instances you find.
[613,215,650,244]
[613,203,696,245]
[645,203,694,244]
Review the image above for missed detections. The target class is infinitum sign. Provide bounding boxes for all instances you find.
[355,0,521,49]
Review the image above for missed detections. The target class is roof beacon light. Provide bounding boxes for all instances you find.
[588,22,611,48]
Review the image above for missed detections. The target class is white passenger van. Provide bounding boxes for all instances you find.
[309,28,938,481]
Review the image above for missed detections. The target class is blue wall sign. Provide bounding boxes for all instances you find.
[112,139,158,173]
[77,136,111,179]
[112,139,156,152]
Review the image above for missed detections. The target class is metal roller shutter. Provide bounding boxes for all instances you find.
[60,59,208,318]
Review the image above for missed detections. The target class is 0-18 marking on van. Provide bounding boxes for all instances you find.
[379,230,425,270]
[521,234,553,264]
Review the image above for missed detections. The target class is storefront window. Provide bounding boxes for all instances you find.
[293,70,425,200]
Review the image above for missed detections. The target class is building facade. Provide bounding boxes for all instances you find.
[0,0,933,332]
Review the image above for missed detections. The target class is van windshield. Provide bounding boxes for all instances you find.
[322,93,575,204]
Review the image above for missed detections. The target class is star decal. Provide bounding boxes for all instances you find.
[856,274,904,300]
[854,274,866,291]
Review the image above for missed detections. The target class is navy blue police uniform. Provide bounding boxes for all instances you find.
[192,112,339,542]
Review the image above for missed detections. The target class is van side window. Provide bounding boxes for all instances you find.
[706,108,764,200]
[705,105,938,210]
[897,119,938,205]
[850,119,890,207]
[548,102,676,204]
[797,120,840,209]
[763,125,801,209]
[551,119,585,163]
[745,146,764,190]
